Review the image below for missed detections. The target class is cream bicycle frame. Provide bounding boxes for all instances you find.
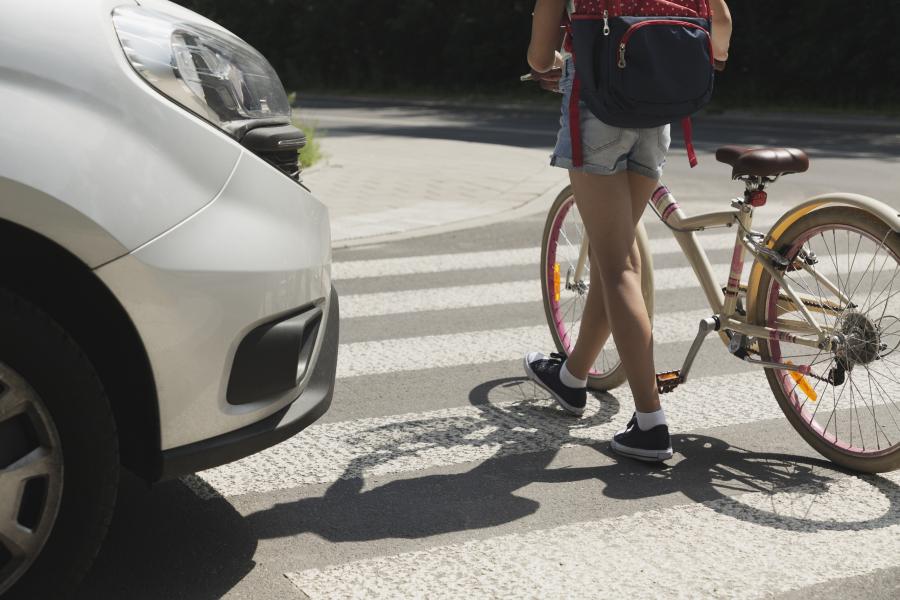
[570,184,857,357]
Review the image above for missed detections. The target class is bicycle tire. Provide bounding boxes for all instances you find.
[540,186,655,392]
[749,205,900,473]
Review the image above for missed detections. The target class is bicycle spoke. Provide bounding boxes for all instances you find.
[810,253,835,332]
[818,354,853,438]
[861,364,900,424]
[858,259,899,318]
[849,370,859,449]
[847,371,886,449]
[846,230,892,310]
[866,368,900,421]
[831,229,846,300]
[778,350,834,360]
[864,362,900,422]
[870,271,900,322]
[864,359,900,386]
[821,232,845,301]
[858,366,900,449]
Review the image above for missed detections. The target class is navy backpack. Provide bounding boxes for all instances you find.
[565,0,715,167]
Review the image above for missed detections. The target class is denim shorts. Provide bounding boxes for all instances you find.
[551,58,671,180]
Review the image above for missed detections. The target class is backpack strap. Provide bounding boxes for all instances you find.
[681,117,699,168]
[569,77,584,167]
[563,15,586,167]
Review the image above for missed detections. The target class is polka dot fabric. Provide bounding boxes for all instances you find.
[574,0,710,18]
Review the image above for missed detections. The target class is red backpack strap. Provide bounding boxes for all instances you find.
[562,12,574,54]
[569,77,584,167]
[682,117,698,168]
[563,12,585,167]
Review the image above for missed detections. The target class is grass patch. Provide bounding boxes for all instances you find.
[296,121,323,169]
[289,92,324,169]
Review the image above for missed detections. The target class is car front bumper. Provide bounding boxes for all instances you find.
[96,148,335,453]
[158,286,339,479]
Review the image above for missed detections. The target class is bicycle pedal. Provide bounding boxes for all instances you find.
[656,370,682,394]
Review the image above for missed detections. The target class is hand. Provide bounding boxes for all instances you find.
[529,66,563,93]
[714,59,727,72]
[552,50,564,69]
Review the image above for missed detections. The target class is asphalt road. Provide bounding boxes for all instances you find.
[73,101,900,599]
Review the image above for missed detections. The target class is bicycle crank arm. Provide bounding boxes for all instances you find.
[656,316,720,394]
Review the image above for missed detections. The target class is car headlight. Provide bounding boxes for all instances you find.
[112,7,292,137]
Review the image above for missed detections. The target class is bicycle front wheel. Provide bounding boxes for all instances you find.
[540,186,655,391]
[750,206,900,473]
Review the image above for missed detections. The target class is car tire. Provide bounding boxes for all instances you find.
[0,288,118,599]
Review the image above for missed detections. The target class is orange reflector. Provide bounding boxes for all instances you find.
[786,361,818,402]
[553,264,561,302]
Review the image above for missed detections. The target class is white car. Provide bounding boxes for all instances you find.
[0,1,338,596]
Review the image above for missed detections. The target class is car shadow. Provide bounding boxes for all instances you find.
[72,470,256,600]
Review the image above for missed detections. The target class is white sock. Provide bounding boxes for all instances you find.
[636,408,667,431]
[559,360,587,389]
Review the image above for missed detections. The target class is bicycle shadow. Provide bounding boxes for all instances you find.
[538,433,900,533]
[246,378,620,541]
[245,377,900,543]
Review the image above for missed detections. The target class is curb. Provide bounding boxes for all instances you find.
[295,93,558,116]
[700,110,900,132]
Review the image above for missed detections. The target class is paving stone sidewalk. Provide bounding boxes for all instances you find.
[302,135,568,246]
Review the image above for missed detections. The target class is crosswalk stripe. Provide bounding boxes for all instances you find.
[285,471,900,599]
[336,309,711,379]
[339,250,878,319]
[341,265,711,319]
[332,232,740,280]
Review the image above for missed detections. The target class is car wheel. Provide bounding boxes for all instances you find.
[0,289,118,599]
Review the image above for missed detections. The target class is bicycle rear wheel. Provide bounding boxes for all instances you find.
[750,206,900,473]
[540,186,655,391]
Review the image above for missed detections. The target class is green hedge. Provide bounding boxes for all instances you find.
[176,0,899,110]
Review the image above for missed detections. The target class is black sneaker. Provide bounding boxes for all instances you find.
[611,413,674,462]
[523,351,587,416]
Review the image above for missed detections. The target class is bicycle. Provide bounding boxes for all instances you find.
[541,145,900,473]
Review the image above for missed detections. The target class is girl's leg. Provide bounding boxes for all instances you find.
[563,242,611,378]
[565,171,656,376]
[565,169,661,413]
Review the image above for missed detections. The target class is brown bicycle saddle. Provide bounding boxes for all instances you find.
[716,145,810,179]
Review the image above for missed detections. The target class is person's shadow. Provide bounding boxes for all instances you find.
[245,377,900,543]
